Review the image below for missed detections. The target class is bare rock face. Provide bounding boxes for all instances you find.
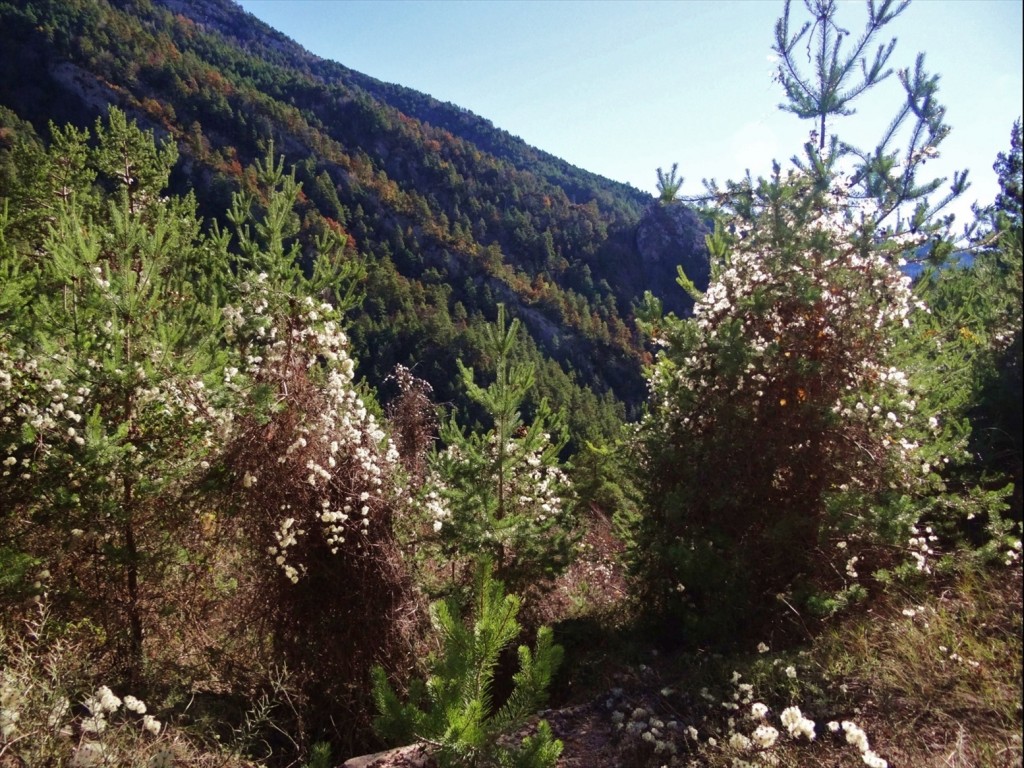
[634,202,710,316]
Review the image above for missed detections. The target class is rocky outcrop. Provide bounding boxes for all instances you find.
[634,202,710,316]
[341,743,435,768]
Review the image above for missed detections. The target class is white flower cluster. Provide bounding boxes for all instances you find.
[142,714,162,736]
[1,661,165,766]
[508,442,571,527]
[0,359,88,481]
[228,286,402,581]
[907,524,939,573]
[696,674,798,764]
[751,722,779,750]
[779,705,816,741]
[0,322,226,558]
[80,685,122,735]
[267,513,304,583]
[122,694,145,714]
[718,670,750,714]
[831,720,888,767]
[422,488,450,533]
[78,686,161,740]
[728,731,753,752]
[1004,537,1023,566]
[656,172,918,419]
[0,671,21,740]
[676,197,917,435]
[680,644,894,768]
[605,695,681,757]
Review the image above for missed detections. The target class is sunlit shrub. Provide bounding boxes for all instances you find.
[630,161,989,645]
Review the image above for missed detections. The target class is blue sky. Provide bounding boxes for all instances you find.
[235,0,1022,224]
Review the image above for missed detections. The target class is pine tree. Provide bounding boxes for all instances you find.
[0,107,231,674]
[774,0,909,152]
[768,0,968,247]
[913,121,1023,522]
[993,119,1023,228]
[656,163,684,204]
[372,562,563,768]
[426,305,576,591]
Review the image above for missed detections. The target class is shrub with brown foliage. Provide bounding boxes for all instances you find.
[212,242,423,753]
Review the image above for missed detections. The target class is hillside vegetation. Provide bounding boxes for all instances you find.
[0,0,705,448]
[0,1,1020,767]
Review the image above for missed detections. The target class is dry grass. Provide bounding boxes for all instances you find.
[0,607,259,768]
[810,563,1023,767]
[514,545,1022,768]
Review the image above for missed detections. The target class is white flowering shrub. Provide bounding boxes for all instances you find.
[211,151,420,746]
[216,153,404,574]
[384,364,439,489]
[636,167,947,637]
[627,0,1014,641]
[223,285,400,582]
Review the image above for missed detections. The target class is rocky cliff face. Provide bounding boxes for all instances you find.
[635,202,710,316]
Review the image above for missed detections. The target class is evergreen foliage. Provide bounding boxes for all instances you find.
[992,119,1022,227]
[911,121,1023,521]
[656,163,684,204]
[763,0,968,253]
[426,305,577,591]
[372,562,563,768]
[774,0,909,150]
[0,107,230,676]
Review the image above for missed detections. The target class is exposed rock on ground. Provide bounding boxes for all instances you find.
[341,743,434,768]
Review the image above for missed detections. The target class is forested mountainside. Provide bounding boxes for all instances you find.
[0,0,710,439]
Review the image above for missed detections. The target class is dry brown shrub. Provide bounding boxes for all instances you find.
[217,349,426,755]
[384,364,438,491]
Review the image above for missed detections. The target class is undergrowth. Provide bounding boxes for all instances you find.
[569,557,1023,768]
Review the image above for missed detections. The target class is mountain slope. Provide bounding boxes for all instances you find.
[0,0,709,435]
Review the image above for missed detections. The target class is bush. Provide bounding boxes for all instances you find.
[627,0,997,644]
